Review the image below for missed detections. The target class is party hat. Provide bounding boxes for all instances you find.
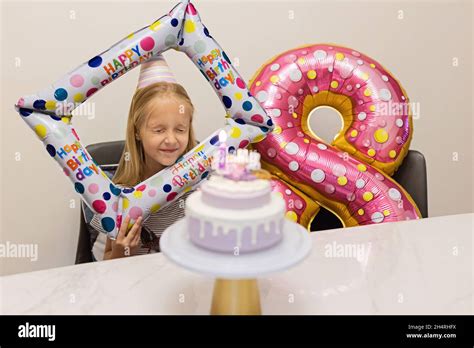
[136,53,177,89]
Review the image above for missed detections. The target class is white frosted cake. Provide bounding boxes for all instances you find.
[186,145,285,254]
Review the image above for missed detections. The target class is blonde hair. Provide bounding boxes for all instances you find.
[113,82,197,187]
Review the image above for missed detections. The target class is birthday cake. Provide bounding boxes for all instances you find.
[186,135,285,254]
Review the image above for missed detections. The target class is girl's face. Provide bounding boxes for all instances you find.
[138,96,192,174]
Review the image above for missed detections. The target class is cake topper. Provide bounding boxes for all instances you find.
[211,137,262,181]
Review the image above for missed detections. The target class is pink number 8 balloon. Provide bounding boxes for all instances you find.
[249,44,422,227]
[15,0,274,238]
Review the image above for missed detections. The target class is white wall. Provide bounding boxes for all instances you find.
[1,0,472,275]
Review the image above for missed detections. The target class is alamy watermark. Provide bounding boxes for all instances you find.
[324,241,372,262]
[0,241,38,261]
[18,322,55,341]
[55,101,96,119]
[376,100,421,120]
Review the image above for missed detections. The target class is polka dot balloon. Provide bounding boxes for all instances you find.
[14,0,273,239]
[249,44,422,228]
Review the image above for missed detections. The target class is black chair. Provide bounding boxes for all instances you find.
[75,142,428,264]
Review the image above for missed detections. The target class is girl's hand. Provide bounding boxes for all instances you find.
[109,215,143,259]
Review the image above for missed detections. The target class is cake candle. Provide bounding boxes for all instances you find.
[218,130,227,170]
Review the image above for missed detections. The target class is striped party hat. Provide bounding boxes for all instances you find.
[136,53,177,90]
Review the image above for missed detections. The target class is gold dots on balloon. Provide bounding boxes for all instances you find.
[357,164,367,172]
[335,52,345,61]
[337,176,348,186]
[374,129,389,143]
[363,192,374,201]
[307,70,317,80]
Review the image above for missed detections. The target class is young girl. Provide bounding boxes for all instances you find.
[87,54,197,261]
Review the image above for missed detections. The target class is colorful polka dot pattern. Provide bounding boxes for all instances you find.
[250,44,421,226]
[175,2,272,133]
[252,45,412,171]
[270,177,320,228]
[15,1,272,238]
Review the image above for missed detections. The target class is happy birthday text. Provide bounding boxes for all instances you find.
[101,44,153,86]
[171,151,212,187]
[196,49,235,90]
[56,141,99,181]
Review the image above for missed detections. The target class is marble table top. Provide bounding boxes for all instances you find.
[1,213,472,315]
